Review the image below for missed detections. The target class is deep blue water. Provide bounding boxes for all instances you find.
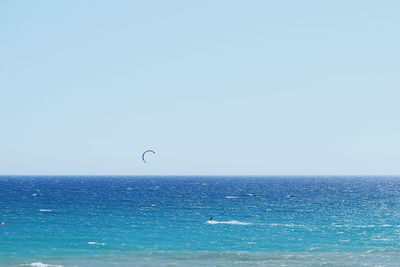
[1,176,400,266]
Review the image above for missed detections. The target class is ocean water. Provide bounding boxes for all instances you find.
[1,176,400,266]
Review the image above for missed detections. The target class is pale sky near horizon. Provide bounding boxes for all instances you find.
[1,1,400,175]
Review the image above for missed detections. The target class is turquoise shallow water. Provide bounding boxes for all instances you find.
[1,176,400,266]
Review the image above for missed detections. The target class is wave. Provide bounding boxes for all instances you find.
[20,263,63,267]
[38,209,52,212]
[332,224,400,228]
[267,223,306,227]
[206,221,304,227]
[225,196,238,199]
[87,241,106,245]
[206,220,252,225]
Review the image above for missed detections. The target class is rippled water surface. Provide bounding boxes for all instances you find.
[1,176,400,266]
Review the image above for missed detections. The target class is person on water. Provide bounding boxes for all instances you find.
[209,216,213,221]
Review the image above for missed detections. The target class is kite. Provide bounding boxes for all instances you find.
[142,150,155,163]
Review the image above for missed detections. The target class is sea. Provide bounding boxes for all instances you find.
[1,176,400,266]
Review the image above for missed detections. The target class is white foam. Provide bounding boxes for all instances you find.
[206,220,252,225]
[332,224,400,228]
[87,241,106,245]
[225,196,238,199]
[267,223,306,227]
[38,209,52,212]
[24,263,63,267]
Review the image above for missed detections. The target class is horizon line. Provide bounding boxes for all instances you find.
[1,174,400,177]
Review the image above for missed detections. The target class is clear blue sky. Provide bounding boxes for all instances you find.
[1,1,400,175]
